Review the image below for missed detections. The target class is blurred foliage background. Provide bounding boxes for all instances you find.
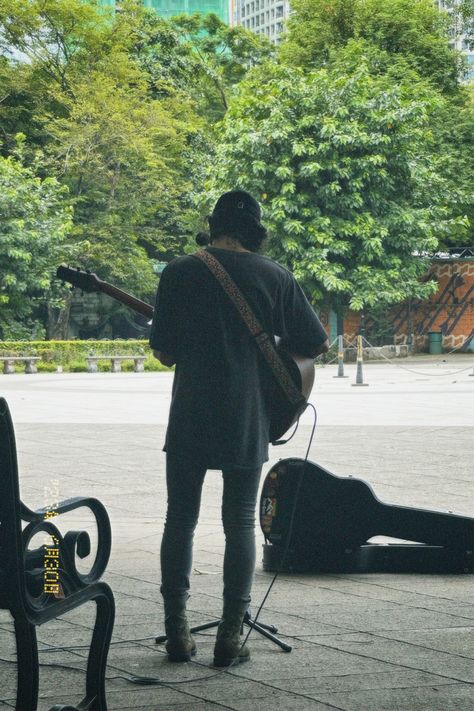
[0,0,472,341]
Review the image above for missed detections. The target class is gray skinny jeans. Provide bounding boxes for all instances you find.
[160,451,262,604]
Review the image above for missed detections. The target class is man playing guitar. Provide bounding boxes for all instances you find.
[150,190,329,667]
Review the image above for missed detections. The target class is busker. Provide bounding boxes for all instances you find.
[150,190,329,666]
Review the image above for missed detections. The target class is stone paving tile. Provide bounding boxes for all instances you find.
[299,603,474,632]
[311,683,474,711]
[302,575,474,608]
[219,689,342,710]
[1,665,92,708]
[264,668,459,694]
[180,675,287,703]
[109,705,234,711]
[217,643,399,682]
[436,604,474,622]
[332,574,474,598]
[30,684,196,711]
[381,626,474,657]
[114,613,220,644]
[299,633,474,683]
[227,610,353,638]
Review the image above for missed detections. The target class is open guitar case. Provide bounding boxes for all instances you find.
[260,458,474,574]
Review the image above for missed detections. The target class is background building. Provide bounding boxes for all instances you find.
[99,0,230,23]
[144,0,229,22]
[231,1,473,70]
[233,0,290,42]
[334,252,474,353]
[437,1,474,79]
[98,3,473,70]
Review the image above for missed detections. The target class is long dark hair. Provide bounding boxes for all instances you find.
[207,213,267,252]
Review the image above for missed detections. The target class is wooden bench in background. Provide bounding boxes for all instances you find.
[86,355,146,373]
[0,397,115,710]
[0,356,41,374]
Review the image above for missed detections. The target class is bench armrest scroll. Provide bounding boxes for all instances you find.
[21,497,112,589]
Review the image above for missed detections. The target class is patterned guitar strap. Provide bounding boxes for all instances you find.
[193,249,307,416]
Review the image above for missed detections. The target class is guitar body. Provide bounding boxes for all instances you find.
[269,343,315,443]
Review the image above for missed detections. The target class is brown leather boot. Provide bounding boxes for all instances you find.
[213,599,250,667]
[164,596,196,662]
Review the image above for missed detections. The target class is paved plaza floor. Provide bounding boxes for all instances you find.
[1,354,474,710]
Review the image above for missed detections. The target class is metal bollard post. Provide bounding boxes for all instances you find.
[352,335,369,387]
[333,335,348,378]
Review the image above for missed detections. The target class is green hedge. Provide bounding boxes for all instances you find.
[0,340,171,373]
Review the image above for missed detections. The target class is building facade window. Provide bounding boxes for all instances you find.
[235,0,290,43]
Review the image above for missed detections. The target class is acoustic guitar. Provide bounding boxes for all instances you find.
[56,265,316,442]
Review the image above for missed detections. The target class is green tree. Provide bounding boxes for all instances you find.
[107,2,273,121]
[280,2,473,251]
[461,0,474,48]
[444,0,474,50]
[429,84,474,249]
[43,61,198,293]
[282,0,465,92]
[205,58,468,316]
[164,12,274,121]
[0,0,270,287]
[0,0,204,298]
[0,148,73,338]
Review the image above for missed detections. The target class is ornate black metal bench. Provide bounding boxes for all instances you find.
[0,397,115,710]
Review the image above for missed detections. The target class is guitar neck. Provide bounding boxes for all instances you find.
[98,282,154,319]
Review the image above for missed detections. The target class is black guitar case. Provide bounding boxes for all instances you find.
[260,458,474,574]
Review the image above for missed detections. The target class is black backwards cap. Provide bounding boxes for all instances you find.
[199,189,267,250]
[211,190,263,226]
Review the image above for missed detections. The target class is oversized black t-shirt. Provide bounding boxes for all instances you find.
[149,247,327,469]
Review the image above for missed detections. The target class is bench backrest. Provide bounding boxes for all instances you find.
[0,397,27,610]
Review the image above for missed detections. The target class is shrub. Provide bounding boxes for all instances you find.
[69,361,88,373]
[144,357,169,372]
[37,362,58,373]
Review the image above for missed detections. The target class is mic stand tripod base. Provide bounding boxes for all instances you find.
[155,609,292,653]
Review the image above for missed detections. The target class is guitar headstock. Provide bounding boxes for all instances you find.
[56,265,102,293]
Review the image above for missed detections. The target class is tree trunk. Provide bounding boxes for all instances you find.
[47,292,72,340]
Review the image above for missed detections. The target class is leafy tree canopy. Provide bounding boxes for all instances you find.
[0,145,73,338]
[114,4,274,122]
[428,83,474,249]
[165,12,274,121]
[304,38,474,249]
[0,0,206,298]
[282,0,466,92]
[445,0,474,49]
[205,55,469,311]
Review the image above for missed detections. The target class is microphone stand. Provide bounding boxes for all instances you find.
[155,607,292,652]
